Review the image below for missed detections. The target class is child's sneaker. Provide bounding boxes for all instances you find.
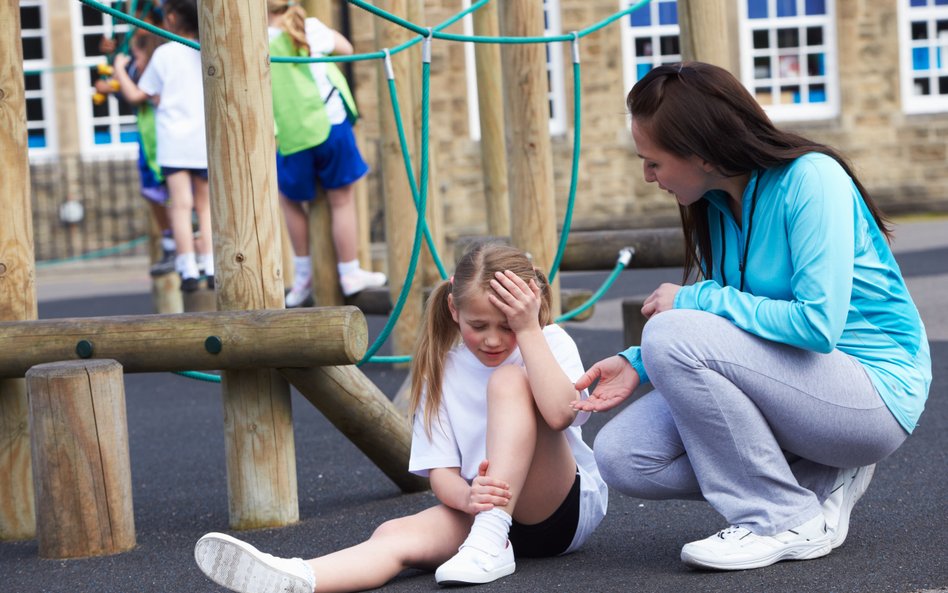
[680,514,831,571]
[180,276,201,293]
[435,539,516,586]
[194,532,315,593]
[340,268,386,297]
[822,464,875,549]
[285,278,313,308]
[149,248,176,277]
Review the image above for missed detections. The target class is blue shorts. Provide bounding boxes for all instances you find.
[161,167,209,181]
[138,145,168,204]
[276,119,369,202]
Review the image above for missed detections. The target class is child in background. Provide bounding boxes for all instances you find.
[112,0,213,292]
[194,243,608,593]
[267,0,386,307]
[96,11,176,277]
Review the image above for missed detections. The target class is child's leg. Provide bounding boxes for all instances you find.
[307,505,472,592]
[165,170,199,279]
[192,174,212,265]
[195,505,472,593]
[325,184,358,264]
[279,193,311,258]
[484,364,577,523]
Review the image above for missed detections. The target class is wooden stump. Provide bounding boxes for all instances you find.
[151,272,183,314]
[622,296,649,348]
[27,359,135,558]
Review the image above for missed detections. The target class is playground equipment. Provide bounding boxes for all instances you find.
[1,0,739,557]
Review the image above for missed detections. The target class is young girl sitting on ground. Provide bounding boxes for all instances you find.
[194,242,608,592]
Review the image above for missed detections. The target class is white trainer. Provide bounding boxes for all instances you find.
[822,464,876,549]
[435,539,516,586]
[680,514,832,571]
[285,278,313,308]
[340,268,387,297]
[194,532,315,593]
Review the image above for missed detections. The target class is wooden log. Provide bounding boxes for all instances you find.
[375,0,423,358]
[0,307,367,378]
[499,1,560,315]
[310,197,345,307]
[678,0,740,74]
[0,0,38,542]
[280,365,428,493]
[182,280,217,312]
[151,271,184,314]
[560,228,685,270]
[27,360,135,558]
[472,0,510,237]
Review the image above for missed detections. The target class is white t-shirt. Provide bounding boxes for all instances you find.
[267,17,347,125]
[409,324,608,554]
[137,41,207,169]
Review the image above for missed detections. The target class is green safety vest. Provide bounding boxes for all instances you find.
[136,102,163,183]
[269,32,359,156]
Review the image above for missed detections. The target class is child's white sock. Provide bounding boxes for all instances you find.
[293,256,312,286]
[337,259,360,277]
[197,253,214,277]
[160,234,176,252]
[175,252,200,279]
[463,508,512,553]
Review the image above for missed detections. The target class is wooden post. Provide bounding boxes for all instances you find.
[375,0,422,358]
[280,365,428,493]
[306,0,346,308]
[27,360,136,558]
[677,0,740,74]
[0,0,37,542]
[472,0,510,237]
[200,0,298,529]
[498,1,560,314]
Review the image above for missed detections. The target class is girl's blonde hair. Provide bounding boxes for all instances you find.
[408,242,553,435]
[267,0,310,55]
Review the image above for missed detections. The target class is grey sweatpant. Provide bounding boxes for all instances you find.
[594,309,907,535]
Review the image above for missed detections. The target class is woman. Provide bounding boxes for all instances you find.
[573,62,931,571]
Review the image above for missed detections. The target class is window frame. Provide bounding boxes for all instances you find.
[738,0,841,122]
[21,0,57,160]
[70,0,139,158]
[619,0,682,95]
[898,0,948,114]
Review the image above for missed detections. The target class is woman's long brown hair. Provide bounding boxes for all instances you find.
[627,61,892,283]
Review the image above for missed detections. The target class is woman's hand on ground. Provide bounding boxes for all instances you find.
[572,355,639,412]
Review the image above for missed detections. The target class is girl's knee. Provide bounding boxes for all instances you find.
[486,364,530,401]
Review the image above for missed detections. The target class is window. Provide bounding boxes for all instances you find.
[739,0,840,121]
[463,0,568,139]
[70,0,138,156]
[619,0,681,93]
[21,0,56,158]
[899,0,948,114]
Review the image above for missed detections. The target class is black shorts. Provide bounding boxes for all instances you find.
[508,471,580,558]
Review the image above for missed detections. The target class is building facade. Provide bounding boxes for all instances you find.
[18,0,948,254]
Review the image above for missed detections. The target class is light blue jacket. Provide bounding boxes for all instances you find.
[621,153,931,433]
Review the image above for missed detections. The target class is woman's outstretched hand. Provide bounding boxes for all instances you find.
[571,355,639,412]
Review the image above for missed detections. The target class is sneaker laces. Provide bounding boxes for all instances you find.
[716,525,753,540]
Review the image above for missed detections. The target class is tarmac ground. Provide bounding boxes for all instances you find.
[3,216,947,593]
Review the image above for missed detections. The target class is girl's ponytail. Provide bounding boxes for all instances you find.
[409,281,458,436]
[268,1,310,55]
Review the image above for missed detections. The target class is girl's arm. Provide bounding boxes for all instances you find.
[429,462,511,515]
[489,271,579,431]
[112,53,151,106]
[330,30,353,55]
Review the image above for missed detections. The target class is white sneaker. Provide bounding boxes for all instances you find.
[340,268,387,297]
[435,539,516,586]
[822,464,875,549]
[194,532,315,593]
[680,514,832,571]
[285,278,313,308]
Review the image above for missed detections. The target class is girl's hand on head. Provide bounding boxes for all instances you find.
[571,355,639,412]
[641,282,681,319]
[489,270,541,334]
[467,459,511,514]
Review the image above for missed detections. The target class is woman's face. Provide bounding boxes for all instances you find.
[449,289,517,368]
[631,119,713,207]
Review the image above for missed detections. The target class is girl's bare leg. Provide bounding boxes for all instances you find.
[192,175,212,258]
[325,184,358,263]
[485,364,577,524]
[306,505,472,593]
[165,170,195,255]
[280,194,310,257]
